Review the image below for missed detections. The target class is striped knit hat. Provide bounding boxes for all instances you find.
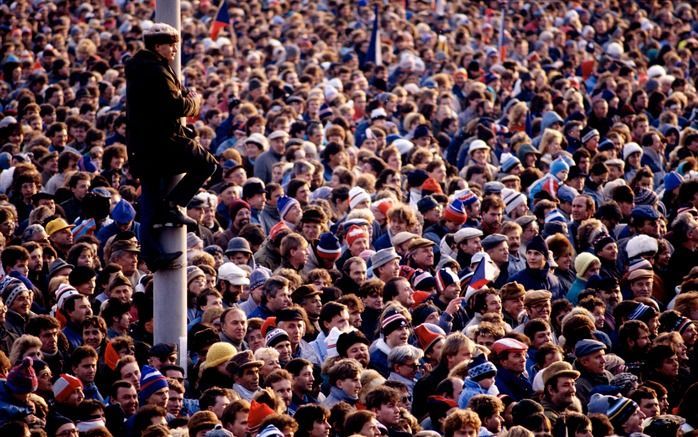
[349,186,371,209]
[381,311,409,336]
[588,394,638,429]
[435,268,459,293]
[443,199,467,224]
[317,232,342,260]
[138,365,168,404]
[1,278,29,309]
[53,373,82,402]
[277,195,300,220]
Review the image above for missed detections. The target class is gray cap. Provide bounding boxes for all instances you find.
[371,247,401,270]
[481,233,507,250]
[484,181,505,195]
[454,227,483,243]
[515,215,537,228]
[225,237,252,255]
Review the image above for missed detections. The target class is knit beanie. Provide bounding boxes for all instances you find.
[1,278,28,309]
[526,235,549,255]
[53,373,83,402]
[550,158,570,179]
[250,267,272,290]
[664,171,684,192]
[276,195,299,219]
[248,400,276,431]
[443,198,467,224]
[336,330,370,357]
[345,225,369,247]
[468,354,498,381]
[412,269,436,291]
[414,323,446,354]
[381,311,409,337]
[659,311,694,335]
[592,233,616,254]
[500,153,521,173]
[68,266,97,286]
[138,365,168,404]
[635,187,658,206]
[187,265,205,285]
[204,342,237,369]
[502,188,527,215]
[421,177,443,195]
[229,199,251,219]
[7,357,38,394]
[544,208,566,223]
[574,252,599,277]
[111,199,136,224]
[348,186,371,209]
[317,232,342,260]
[435,268,459,292]
[47,415,74,437]
[588,393,638,429]
[417,196,439,214]
[265,328,290,348]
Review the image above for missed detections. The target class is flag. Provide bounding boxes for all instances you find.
[365,4,382,67]
[463,255,499,300]
[210,0,230,40]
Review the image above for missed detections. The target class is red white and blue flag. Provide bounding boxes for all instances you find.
[210,0,230,40]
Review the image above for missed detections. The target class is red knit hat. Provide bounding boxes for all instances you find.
[261,316,277,337]
[53,373,83,403]
[421,177,443,194]
[248,400,276,431]
[373,198,395,217]
[345,225,369,247]
[443,199,467,224]
[412,290,432,307]
[7,357,38,394]
[414,323,446,353]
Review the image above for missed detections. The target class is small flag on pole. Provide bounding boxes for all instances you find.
[463,255,499,302]
[210,0,230,40]
[365,4,382,67]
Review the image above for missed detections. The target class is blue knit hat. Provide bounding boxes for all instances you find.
[317,232,342,260]
[500,153,521,173]
[588,394,638,429]
[277,195,300,220]
[664,171,684,193]
[138,365,168,404]
[468,354,497,381]
[111,199,136,224]
[250,267,272,290]
[435,268,459,292]
[550,158,570,178]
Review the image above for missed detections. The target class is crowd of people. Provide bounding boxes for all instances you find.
[2,0,698,436]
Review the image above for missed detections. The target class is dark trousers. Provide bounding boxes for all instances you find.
[138,146,217,260]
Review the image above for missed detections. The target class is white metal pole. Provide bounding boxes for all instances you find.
[153,0,188,375]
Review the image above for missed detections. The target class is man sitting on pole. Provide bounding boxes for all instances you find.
[125,22,217,271]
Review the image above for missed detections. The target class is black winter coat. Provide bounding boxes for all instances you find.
[125,49,200,176]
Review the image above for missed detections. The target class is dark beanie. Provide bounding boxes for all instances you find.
[69,265,97,286]
[7,357,38,394]
[526,235,549,255]
[336,330,370,357]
